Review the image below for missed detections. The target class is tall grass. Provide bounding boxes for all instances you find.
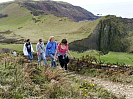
[0,54,83,98]
[0,53,121,98]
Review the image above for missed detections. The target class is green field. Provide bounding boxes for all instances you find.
[1,43,133,66]
[71,50,133,66]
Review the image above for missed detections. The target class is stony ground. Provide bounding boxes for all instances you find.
[69,73,133,99]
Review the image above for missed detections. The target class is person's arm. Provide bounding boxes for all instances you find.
[36,43,40,56]
[67,49,73,58]
[23,43,25,53]
[54,47,58,60]
[31,44,34,52]
[45,42,49,57]
[55,41,57,50]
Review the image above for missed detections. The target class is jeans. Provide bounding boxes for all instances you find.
[38,52,48,65]
[48,53,56,67]
[28,52,33,61]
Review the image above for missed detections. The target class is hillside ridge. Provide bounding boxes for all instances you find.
[0,0,99,22]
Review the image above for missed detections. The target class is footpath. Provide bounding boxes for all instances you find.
[69,73,133,99]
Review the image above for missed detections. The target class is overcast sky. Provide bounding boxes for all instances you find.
[0,0,133,18]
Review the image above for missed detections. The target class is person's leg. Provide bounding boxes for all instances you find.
[42,52,48,65]
[58,56,65,68]
[28,52,30,60]
[64,56,69,70]
[49,53,56,67]
[30,52,33,60]
[64,61,67,70]
[28,52,33,61]
[37,54,41,63]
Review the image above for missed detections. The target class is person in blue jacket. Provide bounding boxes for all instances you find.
[46,36,57,67]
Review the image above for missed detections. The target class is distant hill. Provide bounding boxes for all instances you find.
[17,0,99,22]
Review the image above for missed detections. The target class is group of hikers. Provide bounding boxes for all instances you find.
[23,36,73,72]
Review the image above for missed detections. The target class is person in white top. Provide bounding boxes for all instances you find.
[23,39,34,61]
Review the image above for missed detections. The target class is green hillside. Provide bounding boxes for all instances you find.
[0,1,133,53]
[0,1,100,44]
[0,3,32,29]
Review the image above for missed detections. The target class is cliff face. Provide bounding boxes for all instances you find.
[98,16,129,53]
[69,15,129,53]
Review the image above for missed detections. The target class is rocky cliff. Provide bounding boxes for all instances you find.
[69,15,129,53]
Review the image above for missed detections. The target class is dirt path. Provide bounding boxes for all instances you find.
[69,73,133,99]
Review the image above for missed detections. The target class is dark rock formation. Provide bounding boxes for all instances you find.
[69,15,129,53]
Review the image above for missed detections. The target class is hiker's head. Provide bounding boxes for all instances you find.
[61,39,67,45]
[26,39,30,43]
[39,39,42,43]
[49,36,55,42]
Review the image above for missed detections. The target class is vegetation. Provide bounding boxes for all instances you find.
[68,54,133,84]
[1,43,133,66]
[98,15,129,53]
[73,79,125,99]
[69,15,130,53]
[0,1,133,98]
[0,0,100,44]
[0,53,122,99]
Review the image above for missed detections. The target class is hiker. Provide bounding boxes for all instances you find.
[46,36,57,67]
[36,39,48,66]
[54,39,73,72]
[23,39,34,61]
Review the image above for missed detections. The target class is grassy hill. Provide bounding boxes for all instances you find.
[0,1,100,44]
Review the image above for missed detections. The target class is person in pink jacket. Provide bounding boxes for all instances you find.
[54,39,73,72]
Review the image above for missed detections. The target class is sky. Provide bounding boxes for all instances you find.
[0,0,133,18]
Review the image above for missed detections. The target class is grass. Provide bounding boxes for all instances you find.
[0,3,32,29]
[0,43,36,51]
[100,52,133,66]
[0,53,123,99]
[1,43,133,66]
[68,53,133,85]
[73,78,125,99]
[13,15,99,43]
[71,50,133,66]
[0,1,100,43]
[0,54,80,98]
